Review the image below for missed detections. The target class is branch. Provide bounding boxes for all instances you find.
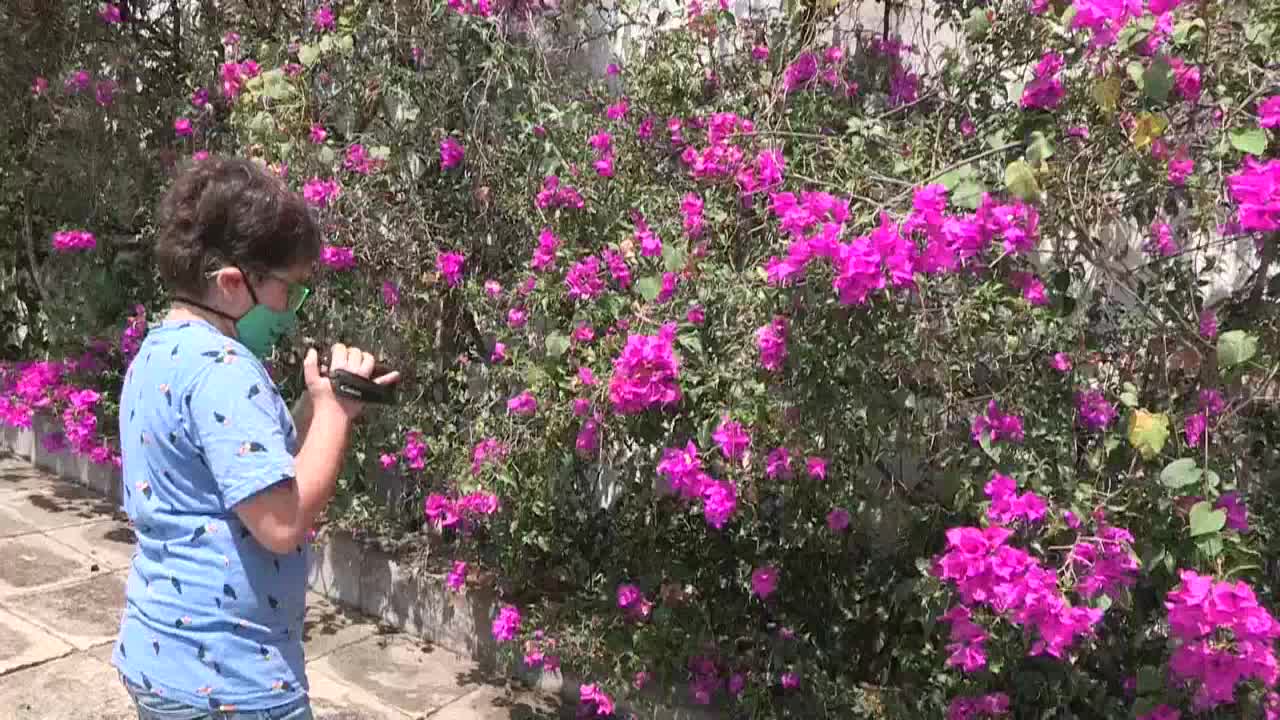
[871,141,1024,216]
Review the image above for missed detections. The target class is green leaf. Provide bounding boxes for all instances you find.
[1197,534,1224,559]
[964,6,991,39]
[635,276,661,302]
[318,146,336,166]
[1172,18,1205,44]
[298,44,321,67]
[1125,61,1146,90]
[978,433,1002,463]
[1142,56,1173,103]
[951,180,986,211]
[1092,76,1121,114]
[662,243,687,273]
[1230,128,1268,156]
[1136,666,1162,696]
[1189,501,1226,537]
[677,334,703,354]
[545,332,570,358]
[368,146,391,162]
[1127,409,1170,460]
[1004,160,1040,201]
[936,163,975,190]
[1160,458,1202,488]
[337,35,354,54]
[1217,329,1259,368]
[1026,132,1055,169]
[1119,390,1139,408]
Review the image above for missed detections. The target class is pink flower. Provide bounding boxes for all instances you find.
[484,280,503,298]
[1184,412,1207,448]
[1199,309,1218,340]
[1011,272,1048,306]
[608,324,681,414]
[51,230,97,253]
[752,45,769,61]
[507,307,528,329]
[681,193,705,238]
[94,79,116,107]
[191,87,209,108]
[492,604,521,642]
[437,251,465,287]
[712,418,750,461]
[31,76,48,96]
[1076,389,1117,431]
[1260,96,1280,129]
[446,561,468,591]
[806,456,827,480]
[1050,352,1072,372]
[303,177,342,207]
[1147,220,1178,257]
[577,367,597,386]
[1215,492,1249,532]
[343,144,378,175]
[507,390,537,416]
[1138,705,1181,720]
[439,137,464,169]
[379,453,396,469]
[780,672,800,690]
[971,400,1025,445]
[751,565,779,599]
[313,5,336,31]
[1169,57,1202,103]
[310,124,327,143]
[99,4,122,24]
[192,150,210,162]
[1168,147,1194,186]
[381,281,400,308]
[1020,52,1065,110]
[605,98,629,121]
[605,63,621,77]
[320,246,355,270]
[174,118,194,137]
[490,342,506,364]
[686,305,705,325]
[765,447,792,479]
[755,316,788,372]
[565,257,606,300]
[65,70,91,94]
[633,671,651,689]
[826,507,850,532]
[579,684,614,717]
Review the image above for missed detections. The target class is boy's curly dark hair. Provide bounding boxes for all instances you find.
[154,156,321,295]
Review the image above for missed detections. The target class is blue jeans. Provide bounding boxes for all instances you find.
[122,674,313,720]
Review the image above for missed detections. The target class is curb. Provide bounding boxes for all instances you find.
[0,419,718,719]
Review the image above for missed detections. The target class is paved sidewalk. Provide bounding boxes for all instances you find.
[0,457,564,720]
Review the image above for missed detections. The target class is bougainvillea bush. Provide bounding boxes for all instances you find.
[5,0,1280,716]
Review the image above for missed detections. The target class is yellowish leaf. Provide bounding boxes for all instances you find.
[1128,409,1170,460]
[1132,112,1169,150]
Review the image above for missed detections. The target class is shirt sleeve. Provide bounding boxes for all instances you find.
[184,357,297,510]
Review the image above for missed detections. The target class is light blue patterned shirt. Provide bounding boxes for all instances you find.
[112,318,308,712]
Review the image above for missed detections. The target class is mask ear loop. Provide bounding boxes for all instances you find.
[231,264,261,306]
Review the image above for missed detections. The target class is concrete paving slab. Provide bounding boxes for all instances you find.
[0,535,98,597]
[430,684,568,720]
[304,592,380,661]
[0,651,136,720]
[45,518,137,571]
[0,607,74,676]
[0,486,118,531]
[314,635,479,716]
[307,663,410,720]
[0,462,62,498]
[0,505,40,539]
[4,571,126,650]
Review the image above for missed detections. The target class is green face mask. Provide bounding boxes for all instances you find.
[177,266,310,360]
